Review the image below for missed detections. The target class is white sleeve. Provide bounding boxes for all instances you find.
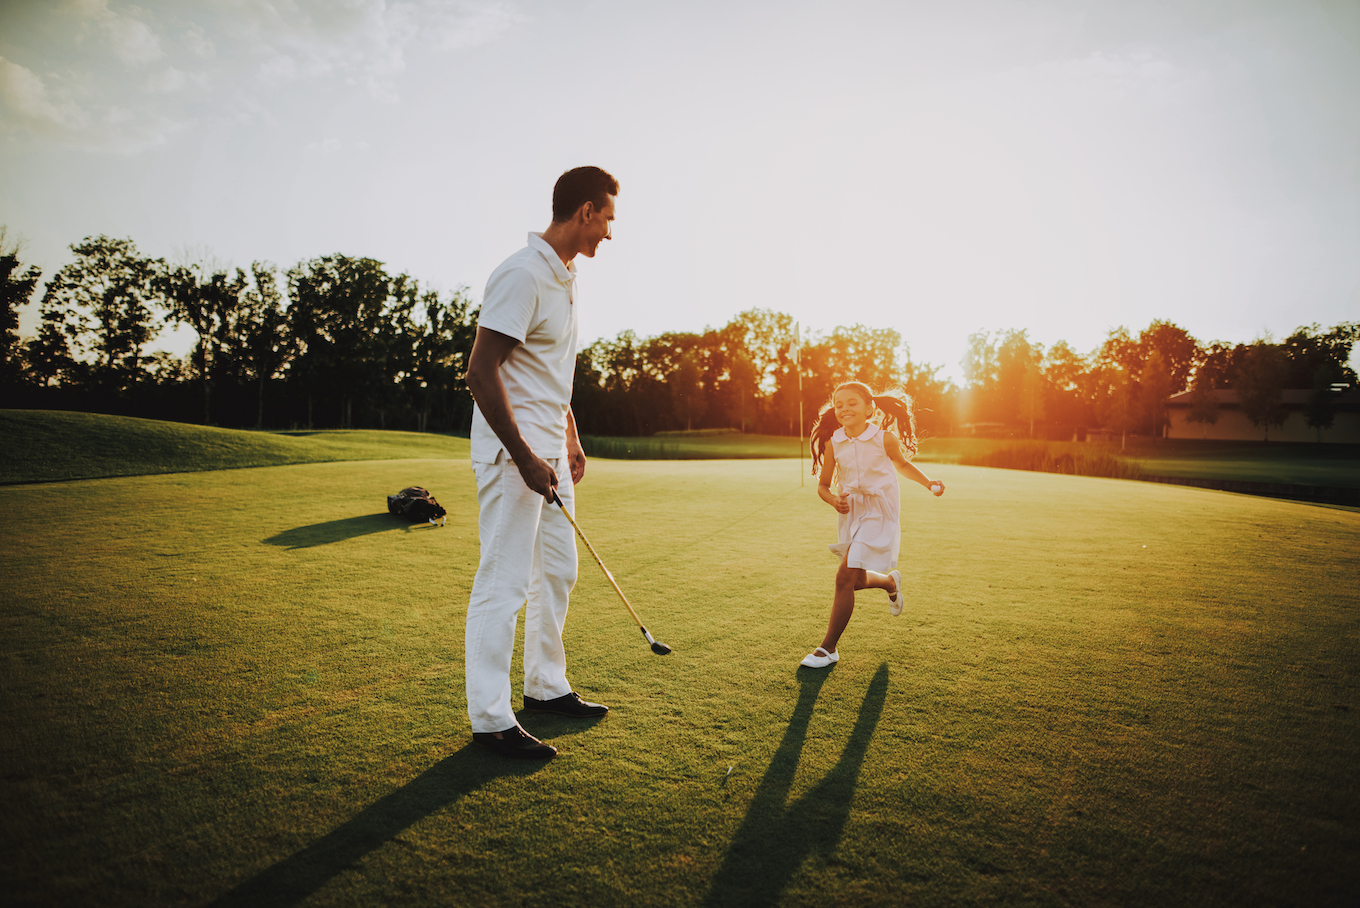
[478,265,538,344]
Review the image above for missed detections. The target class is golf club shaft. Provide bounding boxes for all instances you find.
[550,491,647,632]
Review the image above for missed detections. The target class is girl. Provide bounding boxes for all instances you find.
[801,381,945,668]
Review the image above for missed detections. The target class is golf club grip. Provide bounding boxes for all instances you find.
[551,493,647,630]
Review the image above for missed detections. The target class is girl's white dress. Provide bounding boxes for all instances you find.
[828,424,900,573]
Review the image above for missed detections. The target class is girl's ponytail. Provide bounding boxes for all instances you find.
[809,403,838,475]
[871,388,919,459]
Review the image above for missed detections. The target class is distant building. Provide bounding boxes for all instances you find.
[1165,388,1360,443]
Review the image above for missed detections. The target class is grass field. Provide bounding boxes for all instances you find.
[6,410,1356,492]
[1117,437,1360,488]
[573,432,1360,489]
[0,410,469,484]
[580,432,803,461]
[2,430,1358,905]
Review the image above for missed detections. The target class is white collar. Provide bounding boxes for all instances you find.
[832,424,880,443]
[527,232,576,286]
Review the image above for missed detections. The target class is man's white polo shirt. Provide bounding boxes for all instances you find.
[470,232,579,463]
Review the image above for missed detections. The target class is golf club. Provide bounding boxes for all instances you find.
[549,489,672,656]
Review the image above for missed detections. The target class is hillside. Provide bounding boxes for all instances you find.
[1,410,469,484]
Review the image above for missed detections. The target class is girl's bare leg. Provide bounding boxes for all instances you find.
[819,562,898,654]
[859,570,895,595]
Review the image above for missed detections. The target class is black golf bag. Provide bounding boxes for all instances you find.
[387,486,447,526]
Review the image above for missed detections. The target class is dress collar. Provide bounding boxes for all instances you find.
[832,424,880,443]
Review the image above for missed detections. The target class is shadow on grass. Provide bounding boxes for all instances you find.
[517,711,607,741]
[703,663,890,908]
[263,514,420,550]
[210,745,546,907]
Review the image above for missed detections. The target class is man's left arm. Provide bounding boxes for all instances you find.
[566,407,586,484]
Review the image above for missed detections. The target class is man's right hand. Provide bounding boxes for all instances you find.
[517,453,559,501]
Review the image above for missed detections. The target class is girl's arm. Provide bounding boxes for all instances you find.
[885,432,944,496]
[818,441,850,512]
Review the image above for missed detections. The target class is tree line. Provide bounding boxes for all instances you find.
[2,231,1356,439]
[958,320,1358,441]
[3,234,477,432]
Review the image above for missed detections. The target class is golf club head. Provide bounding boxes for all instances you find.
[641,626,671,655]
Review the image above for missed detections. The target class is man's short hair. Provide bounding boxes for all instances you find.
[552,166,619,223]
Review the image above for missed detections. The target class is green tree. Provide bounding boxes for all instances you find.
[158,258,249,424]
[714,309,794,433]
[1304,361,1345,442]
[1280,322,1360,388]
[144,349,192,383]
[1184,369,1220,438]
[898,352,953,438]
[960,329,999,425]
[1196,341,1247,390]
[1138,348,1174,439]
[997,329,1041,432]
[1,228,41,390]
[24,306,80,388]
[38,235,160,392]
[1137,320,1201,393]
[591,329,654,435]
[287,255,394,428]
[1042,341,1090,433]
[401,285,476,433]
[233,264,295,429]
[725,351,759,432]
[1235,340,1287,441]
[670,348,706,431]
[1093,326,1147,446]
[1020,358,1045,438]
[1095,362,1137,449]
[723,308,793,394]
[370,272,418,430]
[1096,326,1140,373]
[823,324,901,391]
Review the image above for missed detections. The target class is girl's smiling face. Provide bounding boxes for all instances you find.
[833,388,872,432]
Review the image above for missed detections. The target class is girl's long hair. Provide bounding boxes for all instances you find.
[810,381,918,476]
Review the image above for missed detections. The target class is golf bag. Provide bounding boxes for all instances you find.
[387,486,447,526]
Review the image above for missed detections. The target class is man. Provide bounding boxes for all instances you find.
[463,166,619,759]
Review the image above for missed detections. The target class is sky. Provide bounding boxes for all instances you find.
[2,0,1357,383]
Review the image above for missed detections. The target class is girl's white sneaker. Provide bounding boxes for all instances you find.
[888,570,904,616]
[800,647,840,669]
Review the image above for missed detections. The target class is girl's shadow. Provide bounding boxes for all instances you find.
[704,663,891,907]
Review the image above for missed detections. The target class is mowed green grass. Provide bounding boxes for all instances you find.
[2,455,1358,906]
[0,410,469,483]
[577,434,1360,489]
[7,410,1357,491]
[1118,437,1360,487]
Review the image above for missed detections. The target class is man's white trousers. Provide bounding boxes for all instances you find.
[465,454,578,734]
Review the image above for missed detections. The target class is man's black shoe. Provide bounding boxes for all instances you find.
[523,691,609,718]
[472,724,557,759]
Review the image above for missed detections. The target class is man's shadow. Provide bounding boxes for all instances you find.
[209,747,546,907]
[703,663,890,908]
[263,514,430,550]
